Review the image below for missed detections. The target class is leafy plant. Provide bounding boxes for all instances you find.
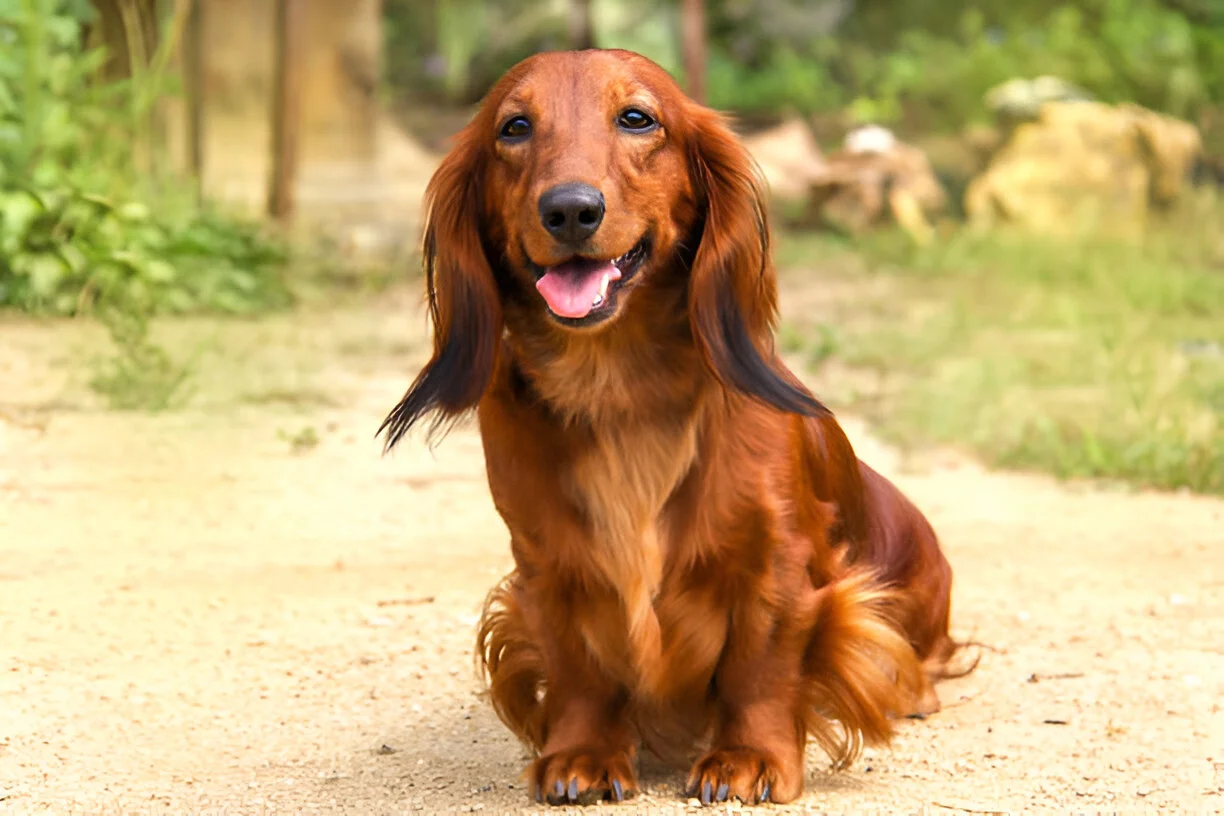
[0,186,289,315]
[1,0,292,409]
[87,303,196,410]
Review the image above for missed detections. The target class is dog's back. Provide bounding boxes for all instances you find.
[801,417,956,646]
[799,413,960,712]
[856,461,964,712]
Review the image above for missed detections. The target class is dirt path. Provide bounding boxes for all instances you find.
[2,282,1222,815]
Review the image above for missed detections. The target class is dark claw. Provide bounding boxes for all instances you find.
[715,782,729,802]
[612,779,624,802]
[553,780,564,801]
[567,777,579,802]
[534,783,542,803]
[701,780,713,805]
[760,780,771,803]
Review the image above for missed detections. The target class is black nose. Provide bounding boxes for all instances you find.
[538,182,605,243]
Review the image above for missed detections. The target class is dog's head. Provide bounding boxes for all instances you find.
[381,49,824,449]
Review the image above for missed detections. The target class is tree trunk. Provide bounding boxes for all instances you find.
[680,0,706,104]
[568,0,594,50]
[182,0,205,202]
[86,0,161,80]
[267,0,307,224]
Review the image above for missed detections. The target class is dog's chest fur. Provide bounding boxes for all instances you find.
[566,415,702,692]
[568,415,698,581]
[531,342,712,693]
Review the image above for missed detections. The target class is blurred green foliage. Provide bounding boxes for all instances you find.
[383,0,1223,135]
[837,0,1221,129]
[0,0,290,318]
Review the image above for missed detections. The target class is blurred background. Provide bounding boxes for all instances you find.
[2,0,1222,492]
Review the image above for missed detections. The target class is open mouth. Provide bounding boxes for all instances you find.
[533,236,650,323]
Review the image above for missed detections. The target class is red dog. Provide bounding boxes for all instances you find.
[381,49,963,807]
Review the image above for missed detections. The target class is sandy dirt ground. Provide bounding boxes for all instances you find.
[2,278,1222,816]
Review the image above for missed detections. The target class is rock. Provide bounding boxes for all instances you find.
[962,124,1006,168]
[742,117,829,203]
[803,126,948,245]
[965,101,1203,237]
[986,75,1094,126]
[1125,104,1202,207]
[844,124,898,154]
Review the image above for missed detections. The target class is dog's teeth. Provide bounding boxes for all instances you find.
[592,294,604,307]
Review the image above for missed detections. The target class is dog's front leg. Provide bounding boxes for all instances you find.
[526,592,639,806]
[685,605,808,806]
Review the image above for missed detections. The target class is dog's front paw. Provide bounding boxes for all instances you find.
[685,746,798,806]
[531,745,638,806]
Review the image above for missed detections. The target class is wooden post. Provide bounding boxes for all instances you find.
[182,0,205,203]
[267,0,307,224]
[680,0,706,105]
[568,0,594,50]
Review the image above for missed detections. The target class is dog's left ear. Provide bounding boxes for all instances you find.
[685,107,828,417]
[379,123,504,451]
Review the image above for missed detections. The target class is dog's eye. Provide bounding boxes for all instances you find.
[499,116,532,141]
[617,108,656,132]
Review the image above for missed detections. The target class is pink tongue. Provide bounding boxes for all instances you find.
[535,261,621,319]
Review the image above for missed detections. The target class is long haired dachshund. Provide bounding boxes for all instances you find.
[380,49,965,807]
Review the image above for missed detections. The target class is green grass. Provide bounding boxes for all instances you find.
[776,194,1224,495]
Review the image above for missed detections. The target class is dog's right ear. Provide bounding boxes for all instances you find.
[685,105,827,418]
[379,124,504,452]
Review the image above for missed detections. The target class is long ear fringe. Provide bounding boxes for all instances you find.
[378,128,504,453]
[687,109,828,418]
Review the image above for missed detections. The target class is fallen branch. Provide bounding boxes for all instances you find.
[376,596,436,607]
[941,688,986,709]
[1027,672,1085,683]
[0,408,47,433]
[931,801,1009,814]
